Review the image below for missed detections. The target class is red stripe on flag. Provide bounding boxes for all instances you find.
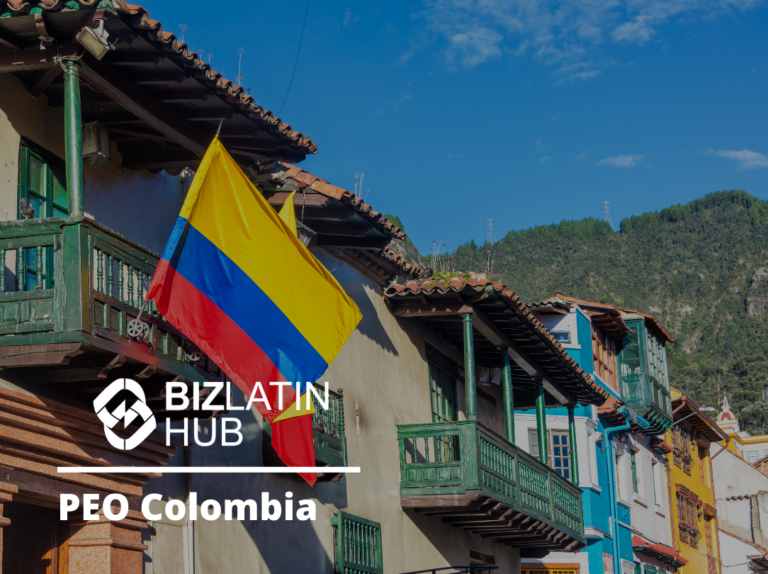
[271,414,317,486]
[149,259,297,422]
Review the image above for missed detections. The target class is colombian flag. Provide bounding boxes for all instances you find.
[146,137,362,485]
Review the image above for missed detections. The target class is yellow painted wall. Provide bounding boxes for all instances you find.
[666,390,721,574]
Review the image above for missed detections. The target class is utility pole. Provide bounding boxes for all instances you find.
[602,201,613,227]
[354,172,365,196]
[237,47,245,86]
[179,24,189,44]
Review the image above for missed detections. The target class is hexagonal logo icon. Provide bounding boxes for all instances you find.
[94,378,157,451]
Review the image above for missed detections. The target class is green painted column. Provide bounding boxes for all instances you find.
[568,403,580,485]
[535,378,548,465]
[462,312,477,420]
[63,60,84,217]
[501,348,515,443]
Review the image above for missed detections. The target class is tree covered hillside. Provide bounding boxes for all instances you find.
[390,191,768,433]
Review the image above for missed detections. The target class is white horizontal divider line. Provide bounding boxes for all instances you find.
[57,467,361,474]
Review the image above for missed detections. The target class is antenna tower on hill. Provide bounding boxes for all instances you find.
[602,201,613,227]
[486,219,495,245]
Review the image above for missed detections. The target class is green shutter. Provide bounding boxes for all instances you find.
[331,511,383,574]
[631,451,639,494]
[17,142,69,290]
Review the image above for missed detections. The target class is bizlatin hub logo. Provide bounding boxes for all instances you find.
[93,379,157,451]
[57,379,354,523]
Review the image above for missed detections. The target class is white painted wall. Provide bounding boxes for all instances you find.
[719,529,760,574]
[628,432,672,546]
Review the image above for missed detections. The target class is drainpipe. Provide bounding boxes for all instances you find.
[603,406,633,574]
[63,60,84,217]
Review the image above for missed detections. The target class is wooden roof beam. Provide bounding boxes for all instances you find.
[471,307,570,406]
[0,27,23,51]
[0,46,78,73]
[29,65,61,97]
[79,53,208,157]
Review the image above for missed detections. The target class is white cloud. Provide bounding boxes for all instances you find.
[447,27,503,67]
[706,148,768,170]
[576,150,589,161]
[535,138,546,153]
[597,154,645,167]
[344,7,361,27]
[552,111,562,121]
[418,0,761,76]
[540,156,552,163]
[399,81,413,102]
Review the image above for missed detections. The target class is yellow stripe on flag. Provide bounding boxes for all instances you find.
[272,390,317,423]
[278,191,298,236]
[180,139,362,366]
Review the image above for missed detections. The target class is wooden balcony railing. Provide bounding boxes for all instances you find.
[0,216,221,388]
[264,388,347,480]
[397,420,585,553]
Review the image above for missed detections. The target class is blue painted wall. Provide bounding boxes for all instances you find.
[576,310,594,375]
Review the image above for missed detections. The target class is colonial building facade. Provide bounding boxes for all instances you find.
[522,296,681,574]
[0,2,613,573]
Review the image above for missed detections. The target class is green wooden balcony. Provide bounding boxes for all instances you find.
[397,420,585,557]
[263,388,347,481]
[0,216,222,414]
[616,319,673,434]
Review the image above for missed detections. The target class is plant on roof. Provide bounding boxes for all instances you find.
[430,271,472,283]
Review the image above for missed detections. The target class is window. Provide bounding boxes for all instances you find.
[672,427,693,474]
[676,493,700,548]
[652,461,663,507]
[630,451,639,494]
[552,330,571,343]
[528,429,571,480]
[17,142,68,290]
[429,363,456,423]
[592,327,617,389]
[551,431,571,481]
[699,447,707,483]
[747,450,759,464]
[587,430,598,485]
[529,429,541,460]
[615,454,623,500]
[634,565,662,574]
[429,363,457,461]
[331,511,383,574]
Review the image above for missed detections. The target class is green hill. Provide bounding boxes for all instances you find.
[392,191,768,434]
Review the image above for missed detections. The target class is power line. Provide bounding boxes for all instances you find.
[276,0,310,116]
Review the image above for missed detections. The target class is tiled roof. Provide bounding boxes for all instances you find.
[385,272,609,406]
[0,0,316,155]
[542,293,674,344]
[326,247,423,286]
[263,164,406,241]
[672,395,729,443]
[632,536,688,568]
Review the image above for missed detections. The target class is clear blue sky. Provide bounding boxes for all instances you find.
[141,1,768,254]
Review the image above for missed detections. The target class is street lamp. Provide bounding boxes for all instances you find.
[671,406,716,427]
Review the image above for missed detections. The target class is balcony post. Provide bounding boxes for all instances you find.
[461,311,477,420]
[501,347,515,443]
[568,403,579,485]
[535,378,548,465]
[63,61,84,217]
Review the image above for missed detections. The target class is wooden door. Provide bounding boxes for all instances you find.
[2,502,65,574]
